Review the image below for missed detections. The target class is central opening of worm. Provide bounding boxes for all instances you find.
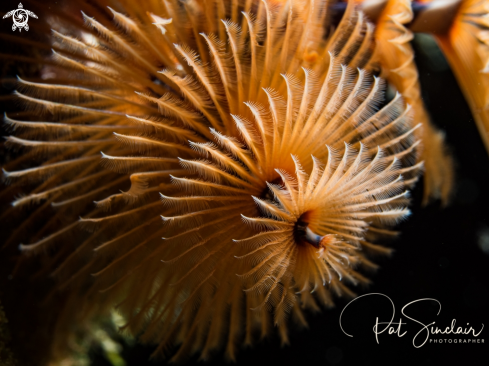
[293,213,323,248]
[260,180,326,249]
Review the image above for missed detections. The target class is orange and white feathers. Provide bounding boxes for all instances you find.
[1,0,421,362]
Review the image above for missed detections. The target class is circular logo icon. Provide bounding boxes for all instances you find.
[3,3,38,32]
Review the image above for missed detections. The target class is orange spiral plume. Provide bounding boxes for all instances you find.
[1,0,422,362]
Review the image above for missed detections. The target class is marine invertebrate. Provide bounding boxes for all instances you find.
[430,0,489,155]
[354,0,489,204]
[363,0,454,204]
[1,0,423,362]
[236,143,417,326]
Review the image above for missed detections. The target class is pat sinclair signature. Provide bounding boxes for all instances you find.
[339,293,484,347]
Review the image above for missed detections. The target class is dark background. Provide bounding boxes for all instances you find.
[1,2,488,366]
